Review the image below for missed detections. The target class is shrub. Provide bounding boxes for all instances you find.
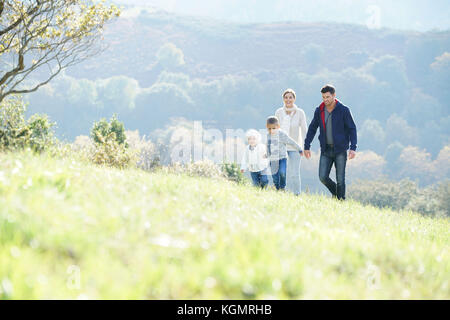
[435,181,450,217]
[48,137,93,163]
[91,114,127,146]
[221,162,246,184]
[90,116,135,169]
[348,178,449,217]
[162,161,249,184]
[188,160,223,178]
[27,114,56,152]
[0,96,55,152]
[348,179,418,210]
[72,135,95,159]
[405,181,450,217]
[47,140,79,160]
[163,160,223,179]
[154,142,171,166]
[125,130,160,171]
[91,131,136,169]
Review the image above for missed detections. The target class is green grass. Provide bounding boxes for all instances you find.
[0,151,449,299]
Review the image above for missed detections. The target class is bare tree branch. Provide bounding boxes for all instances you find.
[0,1,5,18]
[0,51,23,85]
[0,0,120,104]
[0,0,45,36]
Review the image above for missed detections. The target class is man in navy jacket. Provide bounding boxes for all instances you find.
[304,84,357,200]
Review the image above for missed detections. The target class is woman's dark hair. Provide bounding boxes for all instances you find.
[321,84,336,95]
[266,116,279,125]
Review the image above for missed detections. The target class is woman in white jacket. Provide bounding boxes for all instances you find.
[240,129,269,188]
[275,89,308,195]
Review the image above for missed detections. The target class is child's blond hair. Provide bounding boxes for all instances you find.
[245,129,261,143]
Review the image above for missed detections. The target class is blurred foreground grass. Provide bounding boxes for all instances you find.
[0,151,449,299]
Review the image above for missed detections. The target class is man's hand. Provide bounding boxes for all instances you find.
[304,150,311,159]
[348,150,356,160]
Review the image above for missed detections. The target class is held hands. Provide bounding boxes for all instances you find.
[348,150,356,160]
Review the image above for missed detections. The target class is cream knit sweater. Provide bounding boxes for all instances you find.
[275,105,308,152]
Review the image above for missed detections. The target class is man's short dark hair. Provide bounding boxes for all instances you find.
[321,84,336,95]
[267,116,279,125]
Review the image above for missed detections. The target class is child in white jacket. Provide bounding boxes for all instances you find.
[240,129,269,188]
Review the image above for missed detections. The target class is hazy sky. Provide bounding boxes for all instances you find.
[115,0,450,31]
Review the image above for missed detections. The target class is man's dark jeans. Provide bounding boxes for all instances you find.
[319,145,347,200]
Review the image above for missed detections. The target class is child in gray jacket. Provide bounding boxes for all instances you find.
[266,116,303,190]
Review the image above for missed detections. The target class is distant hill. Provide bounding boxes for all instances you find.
[24,8,450,188]
[66,8,450,86]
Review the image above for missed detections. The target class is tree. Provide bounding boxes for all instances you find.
[366,55,409,90]
[156,43,185,69]
[358,119,385,154]
[385,114,419,147]
[397,146,435,186]
[133,82,193,133]
[300,43,324,73]
[347,150,386,182]
[0,0,120,103]
[0,94,55,152]
[384,141,404,176]
[429,51,450,103]
[91,114,126,146]
[433,145,450,182]
[405,38,444,87]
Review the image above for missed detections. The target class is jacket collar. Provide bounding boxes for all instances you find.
[320,99,339,131]
[319,99,340,111]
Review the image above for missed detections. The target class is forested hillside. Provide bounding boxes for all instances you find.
[26,7,450,188]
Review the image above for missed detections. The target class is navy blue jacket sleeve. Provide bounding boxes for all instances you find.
[344,107,357,151]
[304,108,319,151]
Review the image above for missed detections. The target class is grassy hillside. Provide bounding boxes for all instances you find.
[0,151,449,299]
